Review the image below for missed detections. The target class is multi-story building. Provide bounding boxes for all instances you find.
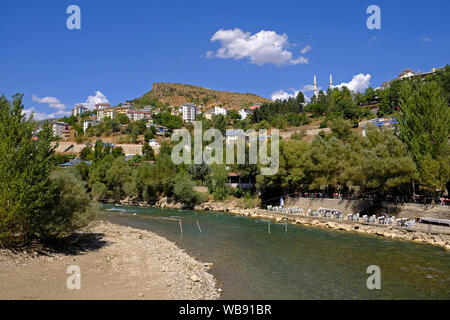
[181,103,196,122]
[95,103,110,110]
[64,127,78,140]
[97,107,115,121]
[126,110,152,122]
[83,119,98,133]
[142,105,154,113]
[72,104,88,117]
[115,102,133,115]
[51,121,69,138]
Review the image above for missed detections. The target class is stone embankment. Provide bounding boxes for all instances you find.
[286,197,450,220]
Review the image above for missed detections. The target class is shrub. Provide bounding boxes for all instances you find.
[237,196,261,209]
[195,192,210,204]
[45,169,96,238]
[319,121,328,129]
[291,130,306,140]
[173,173,197,205]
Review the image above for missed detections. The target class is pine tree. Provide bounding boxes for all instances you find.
[398,81,450,197]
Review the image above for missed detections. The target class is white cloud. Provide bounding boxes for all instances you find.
[208,28,309,66]
[29,95,71,119]
[270,89,300,101]
[81,91,109,110]
[32,94,67,111]
[421,36,432,42]
[271,83,322,101]
[301,84,317,92]
[23,107,58,121]
[300,45,312,54]
[25,90,109,120]
[335,73,372,92]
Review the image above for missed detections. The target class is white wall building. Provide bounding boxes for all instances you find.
[51,121,69,138]
[127,110,152,122]
[97,107,115,122]
[181,103,196,122]
[72,104,88,117]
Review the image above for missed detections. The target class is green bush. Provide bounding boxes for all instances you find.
[45,169,96,238]
[195,192,209,204]
[237,196,260,209]
[0,94,96,244]
[319,121,328,129]
[173,173,197,205]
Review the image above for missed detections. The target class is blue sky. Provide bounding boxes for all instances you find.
[1,0,449,119]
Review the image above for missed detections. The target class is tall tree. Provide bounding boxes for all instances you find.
[398,81,450,196]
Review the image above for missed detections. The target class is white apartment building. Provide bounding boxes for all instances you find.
[181,103,196,122]
[72,104,88,117]
[97,107,115,121]
[127,110,152,122]
[51,121,69,138]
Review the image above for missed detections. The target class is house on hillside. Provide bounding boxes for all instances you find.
[115,102,133,115]
[72,104,88,117]
[181,103,196,122]
[95,103,110,110]
[127,110,152,122]
[51,121,70,138]
[226,172,254,189]
[83,119,98,133]
[143,105,154,113]
[155,125,169,136]
[204,108,215,120]
[97,106,115,121]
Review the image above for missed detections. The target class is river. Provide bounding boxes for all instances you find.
[100,204,450,300]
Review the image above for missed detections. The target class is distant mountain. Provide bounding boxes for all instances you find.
[132,83,271,110]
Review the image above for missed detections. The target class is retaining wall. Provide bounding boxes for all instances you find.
[285,197,450,219]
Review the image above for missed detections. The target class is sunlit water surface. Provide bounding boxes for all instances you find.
[100,204,449,300]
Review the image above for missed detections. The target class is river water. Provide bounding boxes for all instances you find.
[100,204,449,300]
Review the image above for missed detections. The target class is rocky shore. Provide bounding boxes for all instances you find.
[0,221,220,300]
[119,197,450,251]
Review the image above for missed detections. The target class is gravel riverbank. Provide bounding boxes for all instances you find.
[0,221,220,300]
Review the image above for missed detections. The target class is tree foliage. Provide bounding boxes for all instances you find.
[0,94,94,244]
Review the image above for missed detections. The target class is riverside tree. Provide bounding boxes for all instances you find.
[398,81,450,197]
[0,94,94,244]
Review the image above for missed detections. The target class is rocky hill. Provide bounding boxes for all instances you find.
[133,83,270,110]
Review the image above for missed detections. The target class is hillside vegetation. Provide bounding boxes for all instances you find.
[132,83,271,109]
